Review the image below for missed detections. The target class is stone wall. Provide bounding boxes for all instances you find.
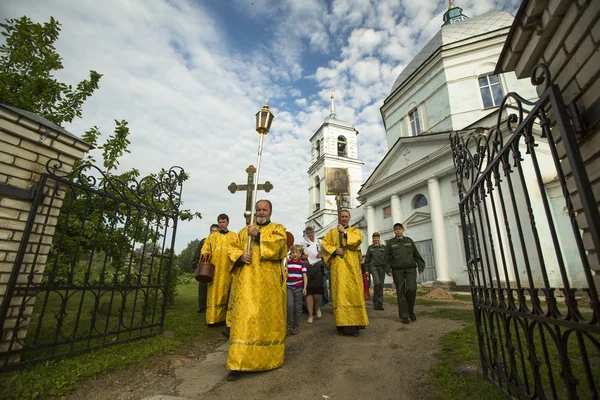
[497,0,600,289]
[0,104,90,361]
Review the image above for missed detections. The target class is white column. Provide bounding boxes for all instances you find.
[366,205,375,240]
[391,194,402,224]
[428,177,452,283]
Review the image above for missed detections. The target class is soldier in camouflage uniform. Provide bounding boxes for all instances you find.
[364,232,387,310]
[385,223,425,324]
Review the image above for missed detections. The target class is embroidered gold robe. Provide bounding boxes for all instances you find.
[226,222,287,371]
[322,227,369,328]
[201,231,238,325]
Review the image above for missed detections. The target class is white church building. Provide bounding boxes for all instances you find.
[307,4,582,289]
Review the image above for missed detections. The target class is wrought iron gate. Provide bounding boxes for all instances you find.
[450,65,600,399]
[0,159,184,371]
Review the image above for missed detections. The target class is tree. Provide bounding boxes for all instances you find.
[177,239,201,272]
[0,16,101,126]
[1,16,201,304]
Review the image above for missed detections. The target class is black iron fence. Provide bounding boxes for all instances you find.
[0,159,184,371]
[450,64,600,399]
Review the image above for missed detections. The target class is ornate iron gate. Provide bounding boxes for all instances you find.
[0,159,184,371]
[450,65,600,399]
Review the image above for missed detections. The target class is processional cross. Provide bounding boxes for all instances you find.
[228,165,273,225]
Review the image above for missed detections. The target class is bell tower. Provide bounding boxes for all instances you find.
[306,89,363,237]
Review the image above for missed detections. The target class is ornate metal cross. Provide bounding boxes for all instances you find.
[228,165,273,225]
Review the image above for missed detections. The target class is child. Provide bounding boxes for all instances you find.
[286,244,307,335]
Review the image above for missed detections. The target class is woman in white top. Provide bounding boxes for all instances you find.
[302,226,324,323]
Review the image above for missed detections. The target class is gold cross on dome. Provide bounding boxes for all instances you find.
[329,88,335,99]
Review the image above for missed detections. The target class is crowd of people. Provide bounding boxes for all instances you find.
[194,200,425,381]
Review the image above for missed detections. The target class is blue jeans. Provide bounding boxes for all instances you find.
[287,286,303,329]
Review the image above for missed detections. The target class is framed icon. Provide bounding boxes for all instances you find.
[325,167,350,195]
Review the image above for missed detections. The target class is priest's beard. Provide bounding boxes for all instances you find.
[256,216,269,225]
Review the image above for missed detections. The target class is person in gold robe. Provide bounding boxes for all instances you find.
[322,209,369,336]
[225,199,288,381]
[201,214,238,326]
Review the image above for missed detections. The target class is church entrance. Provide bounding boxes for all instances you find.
[414,239,436,282]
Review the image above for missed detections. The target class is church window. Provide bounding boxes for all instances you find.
[316,139,321,158]
[337,136,347,157]
[409,108,420,136]
[314,176,321,212]
[479,74,504,108]
[383,206,391,219]
[413,194,428,209]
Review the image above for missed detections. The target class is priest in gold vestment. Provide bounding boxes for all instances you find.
[201,214,238,326]
[225,200,287,381]
[322,209,369,336]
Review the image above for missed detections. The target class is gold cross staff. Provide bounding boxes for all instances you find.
[228,165,273,225]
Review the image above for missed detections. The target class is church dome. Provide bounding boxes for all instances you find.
[390,10,514,94]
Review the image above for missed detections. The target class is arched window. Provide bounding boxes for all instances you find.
[314,176,321,211]
[413,194,428,209]
[337,136,347,157]
[316,139,321,158]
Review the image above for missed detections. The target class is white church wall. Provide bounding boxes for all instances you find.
[501,73,538,103]
[384,142,448,180]
[424,85,452,133]
[547,186,586,288]
[446,213,471,287]
[373,200,394,234]
[383,62,446,147]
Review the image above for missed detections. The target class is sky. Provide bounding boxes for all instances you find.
[1,0,521,253]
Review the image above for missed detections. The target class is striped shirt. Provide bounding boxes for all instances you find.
[286,259,307,288]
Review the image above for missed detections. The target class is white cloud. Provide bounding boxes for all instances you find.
[2,0,519,253]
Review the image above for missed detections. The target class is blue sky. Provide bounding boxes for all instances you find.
[1,0,521,253]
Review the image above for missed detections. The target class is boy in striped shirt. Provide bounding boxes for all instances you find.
[286,244,308,336]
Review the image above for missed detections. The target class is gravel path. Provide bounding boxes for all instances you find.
[68,302,471,400]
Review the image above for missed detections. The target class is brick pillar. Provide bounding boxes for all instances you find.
[0,104,91,362]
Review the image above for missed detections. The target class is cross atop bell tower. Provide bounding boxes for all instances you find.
[329,88,336,118]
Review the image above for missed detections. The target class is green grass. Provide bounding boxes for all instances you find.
[383,294,456,306]
[426,309,506,400]
[426,308,600,399]
[451,293,473,302]
[0,282,208,400]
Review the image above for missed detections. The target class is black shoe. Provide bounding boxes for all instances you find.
[221,327,230,338]
[409,314,417,321]
[401,318,410,324]
[227,370,244,381]
[374,305,385,311]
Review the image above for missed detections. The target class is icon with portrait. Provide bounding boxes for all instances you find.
[325,167,350,195]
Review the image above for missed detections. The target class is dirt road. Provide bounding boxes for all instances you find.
[68,303,469,400]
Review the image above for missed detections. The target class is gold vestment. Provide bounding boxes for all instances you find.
[322,227,369,328]
[226,222,287,371]
[201,231,238,325]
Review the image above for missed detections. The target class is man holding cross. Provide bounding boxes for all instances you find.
[322,209,368,336]
[225,199,288,381]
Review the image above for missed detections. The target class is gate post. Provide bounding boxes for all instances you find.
[0,104,91,364]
